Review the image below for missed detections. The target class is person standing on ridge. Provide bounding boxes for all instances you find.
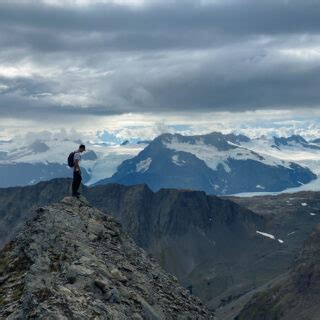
[68,144,86,197]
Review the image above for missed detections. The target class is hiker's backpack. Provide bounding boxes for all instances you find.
[68,152,75,168]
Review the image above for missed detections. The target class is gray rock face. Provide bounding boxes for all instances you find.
[0,179,72,247]
[0,196,215,319]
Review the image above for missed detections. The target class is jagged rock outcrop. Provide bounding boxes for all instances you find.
[0,197,215,319]
[235,224,320,320]
[0,179,71,248]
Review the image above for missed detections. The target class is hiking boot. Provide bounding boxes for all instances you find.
[72,192,81,197]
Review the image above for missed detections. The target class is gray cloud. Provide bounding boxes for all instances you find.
[1,0,320,52]
[1,1,319,33]
[0,0,320,121]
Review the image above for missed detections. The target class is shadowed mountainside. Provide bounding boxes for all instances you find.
[235,224,320,320]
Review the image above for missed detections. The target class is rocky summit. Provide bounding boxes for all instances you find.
[0,197,214,319]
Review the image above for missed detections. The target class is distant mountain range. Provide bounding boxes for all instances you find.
[273,135,320,150]
[96,132,317,195]
[0,138,145,188]
[1,132,320,194]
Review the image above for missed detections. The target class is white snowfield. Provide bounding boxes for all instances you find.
[136,157,152,173]
[164,136,295,174]
[228,137,320,196]
[172,154,186,166]
[256,231,284,244]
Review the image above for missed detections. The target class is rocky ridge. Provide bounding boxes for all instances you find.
[0,179,289,313]
[0,196,214,319]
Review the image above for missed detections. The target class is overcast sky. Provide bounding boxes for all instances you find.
[1,0,320,141]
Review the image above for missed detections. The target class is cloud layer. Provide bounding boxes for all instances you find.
[0,0,320,122]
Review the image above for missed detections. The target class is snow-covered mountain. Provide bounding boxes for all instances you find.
[273,135,320,150]
[1,132,320,194]
[0,138,146,188]
[95,132,317,195]
[238,134,320,195]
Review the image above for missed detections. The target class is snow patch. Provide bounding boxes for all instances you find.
[301,203,308,207]
[136,157,152,173]
[172,155,186,166]
[227,141,241,147]
[256,231,276,240]
[256,231,284,244]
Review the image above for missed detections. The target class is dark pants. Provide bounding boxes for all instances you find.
[72,171,82,195]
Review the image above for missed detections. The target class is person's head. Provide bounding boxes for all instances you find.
[79,144,86,153]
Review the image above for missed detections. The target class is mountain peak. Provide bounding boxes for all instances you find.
[272,134,320,151]
[0,197,214,319]
[155,132,250,146]
[274,134,308,146]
